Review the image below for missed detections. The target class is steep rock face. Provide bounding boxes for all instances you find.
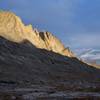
[0,11,74,57]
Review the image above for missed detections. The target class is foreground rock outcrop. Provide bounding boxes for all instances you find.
[0,11,74,57]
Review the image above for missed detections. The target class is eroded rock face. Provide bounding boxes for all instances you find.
[0,11,74,57]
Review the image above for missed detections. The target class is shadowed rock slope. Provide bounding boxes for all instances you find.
[0,11,73,57]
[0,11,100,90]
[0,37,100,87]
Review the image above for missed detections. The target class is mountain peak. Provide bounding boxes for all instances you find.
[0,11,74,57]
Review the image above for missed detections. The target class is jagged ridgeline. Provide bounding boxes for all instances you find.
[0,11,74,57]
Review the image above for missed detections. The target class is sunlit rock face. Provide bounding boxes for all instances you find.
[0,11,74,57]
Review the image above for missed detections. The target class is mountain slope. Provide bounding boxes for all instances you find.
[0,37,100,99]
[0,11,74,57]
[0,37,100,86]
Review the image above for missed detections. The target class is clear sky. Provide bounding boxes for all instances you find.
[0,0,100,52]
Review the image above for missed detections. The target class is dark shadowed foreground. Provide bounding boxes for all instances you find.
[0,37,100,99]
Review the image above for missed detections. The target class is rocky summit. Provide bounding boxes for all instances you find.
[0,11,74,57]
[0,11,100,99]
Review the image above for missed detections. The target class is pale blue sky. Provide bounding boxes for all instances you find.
[0,0,100,51]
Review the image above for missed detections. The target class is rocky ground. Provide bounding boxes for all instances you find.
[0,86,100,100]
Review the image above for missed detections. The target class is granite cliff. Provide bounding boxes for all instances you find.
[0,11,73,57]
